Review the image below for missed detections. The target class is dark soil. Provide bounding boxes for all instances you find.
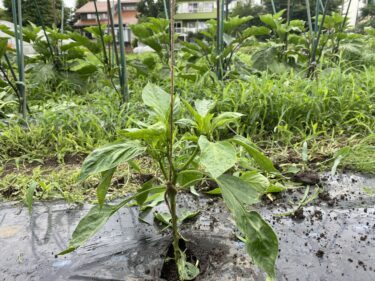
[160,240,198,281]
[1,153,85,175]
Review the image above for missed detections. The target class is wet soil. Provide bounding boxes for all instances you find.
[0,172,374,281]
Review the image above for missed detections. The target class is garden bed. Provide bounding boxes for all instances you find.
[0,173,374,281]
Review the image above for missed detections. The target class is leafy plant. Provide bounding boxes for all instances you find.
[59,82,279,280]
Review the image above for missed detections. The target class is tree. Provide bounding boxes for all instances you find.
[0,8,11,21]
[359,1,375,28]
[263,0,342,21]
[75,0,91,9]
[137,0,166,21]
[231,3,268,27]
[3,0,69,27]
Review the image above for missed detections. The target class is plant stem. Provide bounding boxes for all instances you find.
[180,146,199,171]
[166,0,182,274]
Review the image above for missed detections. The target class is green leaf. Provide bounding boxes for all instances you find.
[79,141,146,181]
[179,210,200,223]
[176,170,203,188]
[260,14,277,29]
[231,136,278,173]
[218,175,278,279]
[120,123,165,140]
[154,211,171,225]
[25,181,37,213]
[331,147,351,176]
[194,99,215,117]
[135,180,157,206]
[217,174,260,205]
[240,171,270,194]
[205,187,221,195]
[142,82,170,119]
[177,251,200,280]
[212,112,243,129]
[58,204,116,255]
[59,187,162,255]
[266,184,286,193]
[198,136,237,179]
[97,168,116,207]
[190,186,200,197]
[241,26,271,38]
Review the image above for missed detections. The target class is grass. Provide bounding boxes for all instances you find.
[1,57,374,204]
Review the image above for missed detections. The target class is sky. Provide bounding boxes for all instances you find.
[0,0,76,9]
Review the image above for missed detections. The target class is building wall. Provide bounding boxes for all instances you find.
[342,0,368,26]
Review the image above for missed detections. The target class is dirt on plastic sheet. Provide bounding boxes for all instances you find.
[0,172,374,281]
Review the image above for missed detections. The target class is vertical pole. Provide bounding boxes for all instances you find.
[117,0,129,103]
[305,0,313,35]
[163,0,169,20]
[270,0,276,14]
[94,0,109,69]
[61,0,65,33]
[11,0,26,118]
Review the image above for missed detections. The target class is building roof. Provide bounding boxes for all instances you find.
[74,11,138,26]
[76,0,140,14]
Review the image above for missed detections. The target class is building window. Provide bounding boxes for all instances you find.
[187,22,196,28]
[122,4,137,10]
[177,2,215,14]
[87,13,95,19]
[202,2,214,12]
[188,3,198,13]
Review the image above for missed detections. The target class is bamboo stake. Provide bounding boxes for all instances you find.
[32,0,56,62]
[117,0,129,103]
[270,0,276,15]
[93,0,109,69]
[163,0,169,20]
[305,0,313,35]
[309,0,331,77]
[61,0,64,33]
[11,0,26,118]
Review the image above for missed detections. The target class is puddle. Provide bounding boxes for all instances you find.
[0,173,374,281]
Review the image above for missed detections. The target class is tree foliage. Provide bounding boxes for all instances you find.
[137,0,166,21]
[359,1,375,29]
[3,0,70,27]
[262,0,341,22]
[75,0,91,10]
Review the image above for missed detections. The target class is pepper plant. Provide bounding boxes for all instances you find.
[59,82,279,280]
[59,0,279,278]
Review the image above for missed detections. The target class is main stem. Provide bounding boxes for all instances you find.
[166,0,181,269]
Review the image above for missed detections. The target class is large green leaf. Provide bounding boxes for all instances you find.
[240,171,270,194]
[79,141,146,181]
[217,174,260,205]
[59,187,162,255]
[218,174,278,279]
[231,136,278,173]
[198,136,236,179]
[58,204,116,255]
[142,83,170,120]
[260,14,277,29]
